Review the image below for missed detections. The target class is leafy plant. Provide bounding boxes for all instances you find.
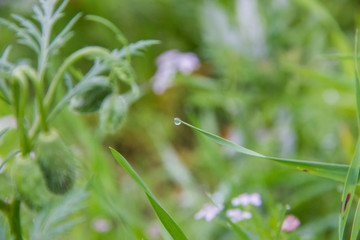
[173,31,360,240]
[0,0,158,239]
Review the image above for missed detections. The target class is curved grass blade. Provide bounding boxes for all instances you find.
[109,147,189,240]
[340,29,360,240]
[339,141,360,239]
[175,118,350,183]
[351,199,360,240]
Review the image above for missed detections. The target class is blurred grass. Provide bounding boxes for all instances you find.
[1,0,360,239]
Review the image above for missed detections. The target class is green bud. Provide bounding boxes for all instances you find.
[69,84,112,113]
[35,129,76,194]
[12,155,52,210]
[99,94,127,132]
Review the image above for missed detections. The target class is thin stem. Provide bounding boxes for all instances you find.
[22,67,49,132]
[8,199,22,240]
[11,71,30,155]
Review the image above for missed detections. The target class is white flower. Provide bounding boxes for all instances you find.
[194,203,224,222]
[152,50,200,95]
[232,193,262,207]
[226,209,252,223]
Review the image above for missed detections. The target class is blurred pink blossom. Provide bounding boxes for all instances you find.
[92,218,111,233]
[152,50,200,95]
[231,193,262,207]
[281,215,300,232]
[226,209,252,223]
[194,203,224,222]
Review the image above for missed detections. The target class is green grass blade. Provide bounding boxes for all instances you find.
[341,29,360,240]
[339,141,360,239]
[351,199,360,240]
[175,119,350,183]
[109,147,189,240]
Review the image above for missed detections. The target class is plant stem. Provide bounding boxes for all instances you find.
[28,46,111,140]
[8,199,22,240]
[12,72,30,155]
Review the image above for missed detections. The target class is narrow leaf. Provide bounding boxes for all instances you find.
[351,198,360,240]
[110,147,188,240]
[340,29,360,239]
[175,119,351,183]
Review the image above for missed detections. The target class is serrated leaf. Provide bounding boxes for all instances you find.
[11,14,41,40]
[49,12,82,53]
[110,147,188,240]
[175,119,351,183]
[113,40,160,59]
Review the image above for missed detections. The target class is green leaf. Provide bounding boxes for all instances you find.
[109,147,189,240]
[30,188,88,240]
[351,199,360,240]
[175,118,350,183]
[341,29,360,240]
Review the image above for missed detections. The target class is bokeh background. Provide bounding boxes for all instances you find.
[1,0,360,239]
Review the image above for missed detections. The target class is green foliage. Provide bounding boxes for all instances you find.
[110,147,189,240]
[29,188,88,240]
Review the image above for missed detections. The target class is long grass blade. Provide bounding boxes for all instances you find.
[175,118,351,183]
[351,198,360,240]
[339,141,360,239]
[109,147,189,240]
[341,29,360,240]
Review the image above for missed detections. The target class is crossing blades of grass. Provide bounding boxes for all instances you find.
[174,118,351,183]
[341,29,360,240]
[109,147,189,240]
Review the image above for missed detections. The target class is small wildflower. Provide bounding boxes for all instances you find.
[92,218,111,233]
[152,50,200,95]
[281,215,300,232]
[232,193,262,207]
[194,203,224,222]
[226,209,252,223]
[147,222,161,238]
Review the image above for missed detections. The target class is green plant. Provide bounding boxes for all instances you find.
[173,31,360,239]
[0,0,158,239]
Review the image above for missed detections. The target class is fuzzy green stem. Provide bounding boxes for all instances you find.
[29,46,111,139]
[23,67,49,132]
[8,199,22,240]
[11,71,30,155]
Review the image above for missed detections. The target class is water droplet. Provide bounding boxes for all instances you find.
[174,117,182,126]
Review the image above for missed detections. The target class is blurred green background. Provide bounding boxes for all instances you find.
[1,0,360,239]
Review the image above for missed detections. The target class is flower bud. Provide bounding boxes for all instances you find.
[99,94,127,132]
[35,129,76,194]
[69,84,112,113]
[12,155,52,210]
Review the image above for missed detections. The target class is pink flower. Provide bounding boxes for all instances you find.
[232,193,262,207]
[194,203,224,222]
[92,218,111,233]
[152,50,200,95]
[281,215,300,232]
[226,209,252,223]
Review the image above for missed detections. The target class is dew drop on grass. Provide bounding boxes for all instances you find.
[174,117,182,126]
